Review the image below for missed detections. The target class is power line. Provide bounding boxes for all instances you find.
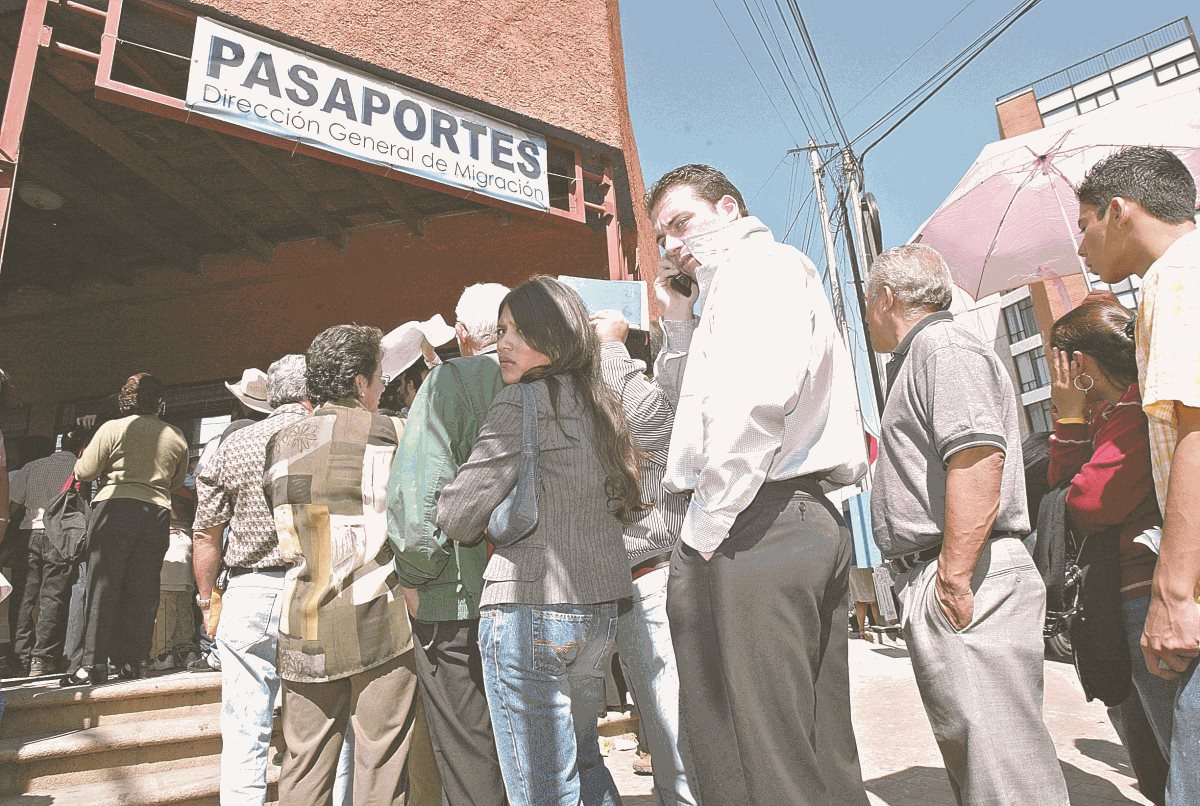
[737,0,819,137]
[749,0,826,136]
[842,0,981,117]
[710,0,802,145]
[859,0,1044,158]
[842,0,1042,161]
[787,1,852,149]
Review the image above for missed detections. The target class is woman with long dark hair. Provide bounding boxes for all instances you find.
[64,373,189,685]
[438,276,639,806]
[1048,299,1179,768]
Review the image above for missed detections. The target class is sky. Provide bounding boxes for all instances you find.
[618,0,1197,428]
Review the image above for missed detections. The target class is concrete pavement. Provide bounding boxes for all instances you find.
[607,633,1152,805]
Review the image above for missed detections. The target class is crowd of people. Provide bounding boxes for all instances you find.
[0,145,1196,806]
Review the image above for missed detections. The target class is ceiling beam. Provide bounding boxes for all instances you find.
[21,150,202,270]
[27,69,275,261]
[362,173,426,237]
[215,139,349,251]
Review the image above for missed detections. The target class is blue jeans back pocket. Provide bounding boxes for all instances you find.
[532,608,591,675]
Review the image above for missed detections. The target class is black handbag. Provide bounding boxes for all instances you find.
[487,383,540,548]
[43,474,92,565]
[1066,530,1132,707]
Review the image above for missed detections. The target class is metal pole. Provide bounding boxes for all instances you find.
[807,140,848,340]
[843,151,888,413]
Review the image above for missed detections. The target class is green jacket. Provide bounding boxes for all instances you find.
[387,353,504,621]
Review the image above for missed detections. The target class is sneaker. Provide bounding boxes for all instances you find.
[178,650,201,669]
[28,658,56,676]
[632,750,653,776]
[148,652,176,672]
[187,652,218,673]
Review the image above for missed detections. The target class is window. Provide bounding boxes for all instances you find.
[1015,346,1050,393]
[1026,398,1054,434]
[1003,298,1038,344]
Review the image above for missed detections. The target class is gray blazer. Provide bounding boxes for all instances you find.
[437,376,632,607]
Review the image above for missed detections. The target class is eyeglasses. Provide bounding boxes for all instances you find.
[1124,312,1137,339]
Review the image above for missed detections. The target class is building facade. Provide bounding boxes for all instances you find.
[0,0,657,453]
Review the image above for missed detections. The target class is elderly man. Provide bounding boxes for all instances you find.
[387,282,510,806]
[193,355,311,806]
[1075,146,1200,804]
[865,244,1068,805]
[650,164,869,805]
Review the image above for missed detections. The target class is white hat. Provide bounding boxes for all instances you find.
[380,314,457,381]
[224,368,272,414]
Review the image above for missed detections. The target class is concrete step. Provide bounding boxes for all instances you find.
[0,671,222,738]
[0,758,280,806]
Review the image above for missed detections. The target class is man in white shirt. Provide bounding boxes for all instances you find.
[649,163,869,805]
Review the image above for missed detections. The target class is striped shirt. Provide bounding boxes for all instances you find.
[598,341,687,566]
[10,451,76,529]
[1135,227,1200,604]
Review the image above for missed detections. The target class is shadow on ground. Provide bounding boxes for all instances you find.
[865,760,1145,805]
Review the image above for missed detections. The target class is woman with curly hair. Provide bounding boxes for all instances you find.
[438,276,640,806]
[63,373,189,686]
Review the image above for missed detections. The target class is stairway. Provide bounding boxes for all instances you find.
[0,671,278,805]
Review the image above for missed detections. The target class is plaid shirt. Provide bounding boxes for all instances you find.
[1136,228,1200,604]
[10,451,76,529]
[264,400,411,682]
[194,404,308,569]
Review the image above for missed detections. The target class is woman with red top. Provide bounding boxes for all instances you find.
[1047,298,1179,757]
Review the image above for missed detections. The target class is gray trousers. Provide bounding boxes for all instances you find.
[896,536,1069,805]
[668,477,869,805]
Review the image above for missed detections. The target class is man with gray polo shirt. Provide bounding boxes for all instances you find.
[865,244,1068,805]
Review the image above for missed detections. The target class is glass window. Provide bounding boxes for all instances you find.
[1003,298,1038,344]
[1026,398,1054,433]
[1015,346,1050,393]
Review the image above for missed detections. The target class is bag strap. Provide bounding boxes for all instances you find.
[518,383,539,455]
[59,473,76,495]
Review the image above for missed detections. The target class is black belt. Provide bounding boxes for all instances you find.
[228,565,287,577]
[887,532,1023,574]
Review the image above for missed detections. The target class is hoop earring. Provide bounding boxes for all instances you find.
[1073,373,1094,394]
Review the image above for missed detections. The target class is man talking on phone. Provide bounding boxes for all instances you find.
[648,164,870,805]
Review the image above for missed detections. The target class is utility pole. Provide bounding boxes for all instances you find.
[842,150,887,414]
[789,139,848,340]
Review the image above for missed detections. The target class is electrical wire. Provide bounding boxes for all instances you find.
[710,0,803,145]
[737,0,819,137]
[842,0,981,117]
[859,0,1043,159]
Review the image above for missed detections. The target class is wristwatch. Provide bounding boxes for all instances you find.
[196,595,212,608]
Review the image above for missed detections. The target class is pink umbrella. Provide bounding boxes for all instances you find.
[912,88,1200,300]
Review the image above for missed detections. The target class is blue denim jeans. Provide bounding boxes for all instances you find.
[1122,595,1179,755]
[216,570,355,806]
[479,602,621,806]
[1166,604,1200,806]
[616,566,698,806]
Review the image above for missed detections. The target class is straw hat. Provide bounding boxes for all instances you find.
[380,314,456,381]
[224,368,272,414]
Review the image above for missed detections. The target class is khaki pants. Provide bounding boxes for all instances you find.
[279,649,442,805]
[896,537,1069,806]
[151,589,195,659]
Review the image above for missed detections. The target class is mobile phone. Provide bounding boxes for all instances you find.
[669,273,694,297]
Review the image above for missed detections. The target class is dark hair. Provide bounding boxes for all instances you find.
[500,277,642,517]
[117,373,165,416]
[646,163,749,218]
[19,435,55,464]
[305,324,383,405]
[401,361,427,390]
[1078,146,1197,224]
[1050,299,1137,390]
[60,429,84,454]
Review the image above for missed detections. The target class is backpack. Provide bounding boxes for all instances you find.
[43,474,91,565]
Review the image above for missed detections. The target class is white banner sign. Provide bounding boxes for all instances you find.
[186,18,550,211]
